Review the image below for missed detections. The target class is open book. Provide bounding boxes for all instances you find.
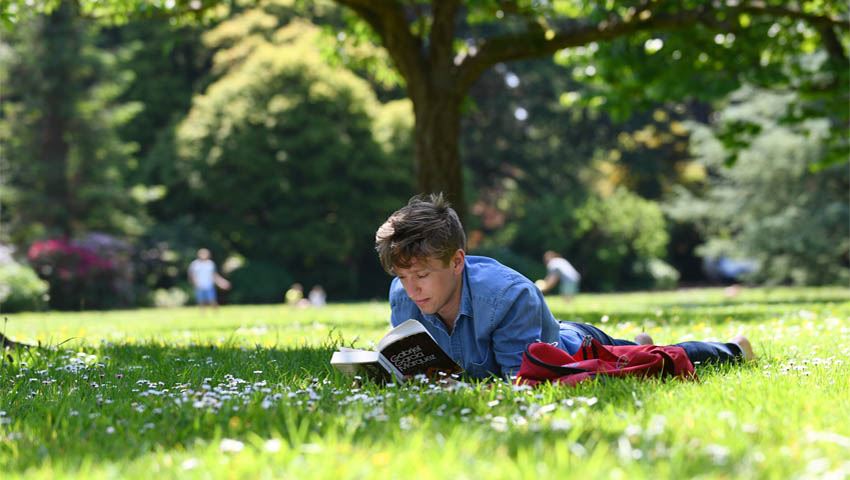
[331,319,462,383]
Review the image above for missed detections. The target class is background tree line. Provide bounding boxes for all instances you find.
[1,0,847,311]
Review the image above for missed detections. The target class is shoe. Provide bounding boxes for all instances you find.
[634,332,653,345]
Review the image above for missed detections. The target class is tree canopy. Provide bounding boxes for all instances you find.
[329,0,849,213]
[6,0,847,217]
[668,86,849,285]
[153,16,412,299]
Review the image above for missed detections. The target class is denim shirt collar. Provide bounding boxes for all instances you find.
[457,262,474,320]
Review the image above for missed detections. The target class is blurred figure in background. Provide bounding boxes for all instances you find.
[308,285,326,307]
[188,248,230,308]
[536,251,581,301]
[286,283,310,307]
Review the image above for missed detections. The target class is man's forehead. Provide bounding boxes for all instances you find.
[394,256,443,272]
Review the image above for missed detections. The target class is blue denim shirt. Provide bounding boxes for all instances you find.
[389,255,568,378]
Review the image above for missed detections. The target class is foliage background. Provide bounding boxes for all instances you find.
[0,0,847,311]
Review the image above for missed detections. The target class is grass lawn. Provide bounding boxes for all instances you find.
[2,287,849,479]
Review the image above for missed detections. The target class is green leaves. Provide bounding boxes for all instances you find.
[668,86,849,285]
[167,18,412,298]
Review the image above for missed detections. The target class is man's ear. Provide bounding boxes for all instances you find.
[451,249,465,273]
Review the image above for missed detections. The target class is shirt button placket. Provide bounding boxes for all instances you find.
[450,317,463,360]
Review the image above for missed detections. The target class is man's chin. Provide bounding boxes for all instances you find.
[416,303,436,315]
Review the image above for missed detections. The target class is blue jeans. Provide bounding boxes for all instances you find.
[559,321,743,366]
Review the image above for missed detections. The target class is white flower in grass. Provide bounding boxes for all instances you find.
[181,458,200,470]
[220,438,245,453]
[301,444,323,454]
[704,444,729,465]
[569,442,587,457]
[617,436,634,461]
[490,416,508,432]
[105,426,115,434]
[264,439,282,453]
[647,415,667,437]
[624,424,642,438]
[550,419,572,431]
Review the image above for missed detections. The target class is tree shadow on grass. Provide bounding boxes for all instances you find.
[160,318,388,337]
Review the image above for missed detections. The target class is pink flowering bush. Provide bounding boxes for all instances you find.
[27,238,125,310]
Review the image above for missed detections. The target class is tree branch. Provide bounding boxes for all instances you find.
[335,0,428,101]
[457,2,850,92]
[816,24,849,67]
[735,2,850,28]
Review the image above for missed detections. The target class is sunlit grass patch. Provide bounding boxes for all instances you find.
[2,287,849,478]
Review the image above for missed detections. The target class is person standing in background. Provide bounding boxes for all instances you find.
[188,248,230,308]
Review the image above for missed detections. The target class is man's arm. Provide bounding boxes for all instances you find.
[491,283,555,377]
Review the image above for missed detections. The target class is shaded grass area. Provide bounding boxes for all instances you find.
[1,287,849,478]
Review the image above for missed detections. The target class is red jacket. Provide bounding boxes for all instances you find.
[515,337,696,386]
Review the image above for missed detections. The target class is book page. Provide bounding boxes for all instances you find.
[376,319,429,352]
[330,350,393,382]
[337,347,373,353]
[331,350,380,364]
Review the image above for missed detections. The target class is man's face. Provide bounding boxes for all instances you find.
[394,250,465,320]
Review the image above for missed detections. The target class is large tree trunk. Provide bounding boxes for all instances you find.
[412,89,465,219]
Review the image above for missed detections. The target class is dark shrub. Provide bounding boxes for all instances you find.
[227,261,293,304]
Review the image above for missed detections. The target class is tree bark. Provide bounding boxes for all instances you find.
[413,91,465,215]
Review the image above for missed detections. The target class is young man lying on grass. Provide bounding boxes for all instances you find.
[375,194,754,380]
